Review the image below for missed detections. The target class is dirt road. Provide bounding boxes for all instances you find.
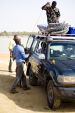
[0,54,75,113]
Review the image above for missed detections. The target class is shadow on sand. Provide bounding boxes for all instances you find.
[0,72,75,112]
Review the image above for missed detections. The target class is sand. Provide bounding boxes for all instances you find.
[0,54,75,113]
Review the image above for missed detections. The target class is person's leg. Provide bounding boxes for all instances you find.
[21,63,30,90]
[15,66,21,87]
[8,57,13,72]
[10,63,23,93]
[21,71,27,88]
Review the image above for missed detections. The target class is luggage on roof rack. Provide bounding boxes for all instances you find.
[67,27,75,36]
[37,22,70,35]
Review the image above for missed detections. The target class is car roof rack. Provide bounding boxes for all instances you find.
[30,33,75,42]
[50,35,75,40]
[36,34,75,39]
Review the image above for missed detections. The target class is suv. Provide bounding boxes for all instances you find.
[26,35,75,109]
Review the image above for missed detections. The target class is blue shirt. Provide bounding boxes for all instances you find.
[13,44,29,64]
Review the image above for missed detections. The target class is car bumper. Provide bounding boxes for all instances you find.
[57,87,75,99]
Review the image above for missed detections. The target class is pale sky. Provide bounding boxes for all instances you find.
[0,0,75,32]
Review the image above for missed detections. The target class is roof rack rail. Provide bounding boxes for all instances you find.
[39,31,75,37]
[32,34,75,42]
[45,35,75,42]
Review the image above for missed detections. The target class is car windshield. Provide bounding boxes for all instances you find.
[48,43,75,60]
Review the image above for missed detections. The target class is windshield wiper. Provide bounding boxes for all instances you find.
[67,56,75,60]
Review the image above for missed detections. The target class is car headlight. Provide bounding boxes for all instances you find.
[57,75,75,84]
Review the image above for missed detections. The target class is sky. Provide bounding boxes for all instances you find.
[0,0,75,32]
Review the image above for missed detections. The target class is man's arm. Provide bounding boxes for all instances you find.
[57,9,60,17]
[55,8,60,17]
[42,2,50,10]
[20,46,29,60]
[12,47,16,60]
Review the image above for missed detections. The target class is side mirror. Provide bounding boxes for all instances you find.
[38,53,45,59]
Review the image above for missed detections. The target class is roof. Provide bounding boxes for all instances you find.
[35,34,75,40]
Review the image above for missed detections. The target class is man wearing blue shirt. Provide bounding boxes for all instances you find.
[10,35,30,93]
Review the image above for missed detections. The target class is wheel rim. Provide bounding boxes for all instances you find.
[47,84,54,104]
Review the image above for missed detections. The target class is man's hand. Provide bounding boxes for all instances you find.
[45,2,50,7]
[42,2,50,10]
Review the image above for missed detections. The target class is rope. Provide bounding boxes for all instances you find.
[32,0,47,32]
[32,11,42,32]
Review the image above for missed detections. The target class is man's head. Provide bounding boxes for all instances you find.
[13,35,21,45]
[52,1,57,8]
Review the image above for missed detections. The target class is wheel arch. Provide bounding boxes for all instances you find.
[45,70,57,89]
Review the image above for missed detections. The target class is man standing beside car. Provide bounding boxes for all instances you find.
[10,35,30,93]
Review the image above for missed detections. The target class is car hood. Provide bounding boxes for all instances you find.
[50,59,75,74]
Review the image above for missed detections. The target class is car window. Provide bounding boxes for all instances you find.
[31,40,38,52]
[35,41,42,53]
[26,36,34,49]
[35,41,46,54]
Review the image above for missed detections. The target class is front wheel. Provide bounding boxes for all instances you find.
[47,80,61,109]
[29,66,38,86]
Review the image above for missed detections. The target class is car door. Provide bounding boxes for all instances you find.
[29,41,46,79]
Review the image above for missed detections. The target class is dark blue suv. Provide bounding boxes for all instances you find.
[26,35,75,109]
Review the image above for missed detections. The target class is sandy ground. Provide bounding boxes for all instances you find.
[0,54,75,113]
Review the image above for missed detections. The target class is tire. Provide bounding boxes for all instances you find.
[47,80,61,109]
[29,66,38,86]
